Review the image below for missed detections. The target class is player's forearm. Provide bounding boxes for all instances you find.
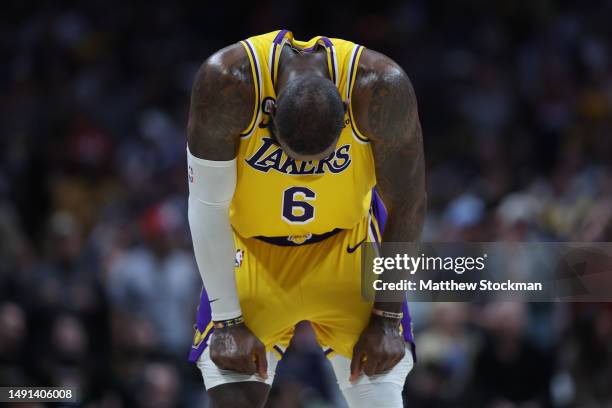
[187,147,241,321]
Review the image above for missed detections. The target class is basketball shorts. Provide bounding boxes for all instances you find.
[188,191,415,367]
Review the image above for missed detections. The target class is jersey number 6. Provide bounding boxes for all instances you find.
[282,186,316,224]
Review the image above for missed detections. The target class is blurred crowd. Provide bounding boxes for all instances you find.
[1,0,612,407]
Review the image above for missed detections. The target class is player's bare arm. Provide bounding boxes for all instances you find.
[187,43,268,381]
[187,43,252,159]
[349,49,426,380]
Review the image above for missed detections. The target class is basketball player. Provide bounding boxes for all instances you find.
[186,30,425,407]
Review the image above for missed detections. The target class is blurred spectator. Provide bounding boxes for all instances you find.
[0,302,28,386]
[407,303,476,406]
[470,303,554,407]
[106,201,199,356]
[561,305,612,407]
[136,361,181,408]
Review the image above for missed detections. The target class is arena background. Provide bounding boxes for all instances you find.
[1,0,612,407]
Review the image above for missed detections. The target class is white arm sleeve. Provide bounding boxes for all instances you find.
[187,147,241,321]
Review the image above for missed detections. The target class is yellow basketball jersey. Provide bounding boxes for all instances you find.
[230,30,375,240]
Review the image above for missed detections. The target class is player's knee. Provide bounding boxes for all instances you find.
[208,381,270,408]
[341,382,403,408]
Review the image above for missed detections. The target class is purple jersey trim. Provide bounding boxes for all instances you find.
[320,36,333,47]
[347,45,369,142]
[270,30,289,87]
[321,37,337,85]
[273,29,289,44]
[271,33,335,85]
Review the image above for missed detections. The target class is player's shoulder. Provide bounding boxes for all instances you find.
[197,42,253,89]
[188,43,255,159]
[351,48,416,141]
[355,48,409,86]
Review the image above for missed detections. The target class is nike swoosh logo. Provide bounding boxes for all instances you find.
[347,237,367,253]
[209,298,220,304]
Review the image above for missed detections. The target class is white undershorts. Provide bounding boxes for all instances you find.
[197,344,414,406]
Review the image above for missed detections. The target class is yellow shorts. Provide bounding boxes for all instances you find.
[233,215,373,359]
[188,194,414,364]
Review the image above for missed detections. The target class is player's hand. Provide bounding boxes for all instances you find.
[210,323,268,379]
[350,314,405,382]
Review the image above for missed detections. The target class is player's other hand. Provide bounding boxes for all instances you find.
[210,323,268,379]
[350,314,405,382]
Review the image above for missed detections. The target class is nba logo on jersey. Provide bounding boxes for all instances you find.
[235,249,244,267]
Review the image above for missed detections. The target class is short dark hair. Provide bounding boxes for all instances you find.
[273,75,344,156]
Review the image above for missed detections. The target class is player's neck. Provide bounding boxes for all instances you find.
[276,45,329,95]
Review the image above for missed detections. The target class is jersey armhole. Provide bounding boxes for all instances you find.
[238,40,261,137]
[347,45,370,143]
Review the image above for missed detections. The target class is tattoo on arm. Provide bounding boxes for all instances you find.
[187,43,254,160]
[368,67,426,243]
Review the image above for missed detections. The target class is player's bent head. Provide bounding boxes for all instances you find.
[273,75,344,161]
